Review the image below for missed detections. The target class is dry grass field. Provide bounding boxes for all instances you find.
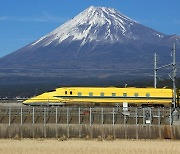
[0,139,179,154]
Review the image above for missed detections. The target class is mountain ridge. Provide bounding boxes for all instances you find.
[0,6,179,79]
[29,6,168,48]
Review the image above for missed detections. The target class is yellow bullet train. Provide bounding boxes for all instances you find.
[23,87,180,107]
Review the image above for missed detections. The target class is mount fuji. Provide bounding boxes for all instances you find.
[0,6,179,85]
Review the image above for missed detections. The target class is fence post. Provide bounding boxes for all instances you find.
[56,107,58,124]
[135,108,138,125]
[32,107,35,124]
[158,108,161,139]
[170,108,172,126]
[135,108,138,139]
[59,109,60,125]
[20,107,23,126]
[44,107,46,126]
[44,107,46,138]
[78,107,81,138]
[67,107,69,138]
[112,108,115,126]
[20,107,23,138]
[158,108,161,125]
[143,108,145,125]
[78,107,81,125]
[90,107,92,126]
[67,107,69,125]
[124,111,126,125]
[32,107,35,138]
[8,107,11,126]
[101,108,104,125]
[55,107,58,138]
[150,108,152,125]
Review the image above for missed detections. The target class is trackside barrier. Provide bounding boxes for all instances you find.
[0,106,180,139]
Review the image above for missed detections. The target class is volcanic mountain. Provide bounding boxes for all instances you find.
[0,6,179,85]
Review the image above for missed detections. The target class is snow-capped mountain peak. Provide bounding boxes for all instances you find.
[31,6,150,47]
[0,6,179,80]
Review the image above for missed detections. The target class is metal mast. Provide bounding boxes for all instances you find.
[172,43,177,109]
[153,43,177,109]
[154,53,157,88]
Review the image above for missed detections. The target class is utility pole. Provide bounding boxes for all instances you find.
[154,53,157,88]
[154,43,177,109]
[172,43,177,109]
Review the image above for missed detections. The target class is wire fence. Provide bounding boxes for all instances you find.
[0,106,180,139]
[0,106,178,126]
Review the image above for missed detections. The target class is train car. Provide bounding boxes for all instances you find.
[23,87,176,107]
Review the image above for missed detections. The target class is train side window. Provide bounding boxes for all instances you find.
[78,92,82,96]
[123,93,127,97]
[70,91,72,95]
[146,93,150,97]
[134,93,138,97]
[100,92,104,97]
[65,91,67,95]
[89,92,93,96]
[112,93,116,97]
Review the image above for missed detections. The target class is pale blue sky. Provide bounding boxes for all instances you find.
[0,0,180,57]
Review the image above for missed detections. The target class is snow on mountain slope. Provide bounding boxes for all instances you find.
[31,6,165,48]
[0,6,179,72]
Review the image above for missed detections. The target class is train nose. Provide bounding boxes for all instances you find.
[22,99,31,105]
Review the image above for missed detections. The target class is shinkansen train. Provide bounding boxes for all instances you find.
[23,87,180,107]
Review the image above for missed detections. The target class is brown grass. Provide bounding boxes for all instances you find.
[0,139,179,154]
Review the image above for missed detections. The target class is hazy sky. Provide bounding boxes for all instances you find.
[0,0,180,58]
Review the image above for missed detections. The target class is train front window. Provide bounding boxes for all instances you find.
[100,92,104,97]
[89,92,93,97]
[47,89,56,92]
